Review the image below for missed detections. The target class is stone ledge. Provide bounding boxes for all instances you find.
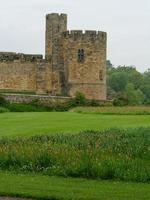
[1,93,71,105]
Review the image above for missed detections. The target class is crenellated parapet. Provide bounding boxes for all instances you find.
[46,13,67,21]
[62,30,107,41]
[0,52,43,62]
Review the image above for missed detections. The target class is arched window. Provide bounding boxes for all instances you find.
[78,49,84,62]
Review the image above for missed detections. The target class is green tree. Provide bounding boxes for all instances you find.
[125,83,145,105]
[106,60,113,71]
[107,64,148,104]
[108,72,128,92]
[140,69,150,103]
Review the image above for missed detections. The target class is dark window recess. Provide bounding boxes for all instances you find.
[78,49,84,62]
[99,70,103,81]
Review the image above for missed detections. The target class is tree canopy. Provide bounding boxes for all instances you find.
[107,61,150,105]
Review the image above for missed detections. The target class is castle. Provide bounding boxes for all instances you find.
[0,13,107,100]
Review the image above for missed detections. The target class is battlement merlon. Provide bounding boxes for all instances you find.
[46,13,67,21]
[62,30,107,41]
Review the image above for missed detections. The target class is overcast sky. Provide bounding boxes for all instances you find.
[0,0,149,72]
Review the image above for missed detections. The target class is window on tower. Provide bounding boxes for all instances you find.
[78,49,84,62]
[99,70,103,81]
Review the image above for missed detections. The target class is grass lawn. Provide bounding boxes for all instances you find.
[0,111,150,199]
[0,112,150,137]
[0,171,150,200]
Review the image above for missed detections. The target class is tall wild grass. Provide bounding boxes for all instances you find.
[0,128,149,183]
[71,106,150,115]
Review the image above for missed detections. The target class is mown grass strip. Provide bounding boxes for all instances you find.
[0,112,150,137]
[0,171,150,200]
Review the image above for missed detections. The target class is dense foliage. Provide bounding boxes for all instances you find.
[0,128,149,183]
[107,61,150,105]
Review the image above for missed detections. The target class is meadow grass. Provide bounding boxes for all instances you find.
[0,111,150,199]
[0,171,150,200]
[0,112,150,137]
[0,128,149,183]
[71,106,150,115]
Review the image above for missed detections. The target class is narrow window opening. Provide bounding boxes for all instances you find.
[99,70,103,81]
[78,49,84,62]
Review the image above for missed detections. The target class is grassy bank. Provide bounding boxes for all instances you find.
[0,112,150,137]
[71,106,150,115]
[0,128,149,183]
[0,171,150,200]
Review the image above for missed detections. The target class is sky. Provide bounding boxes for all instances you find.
[0,0,149,72]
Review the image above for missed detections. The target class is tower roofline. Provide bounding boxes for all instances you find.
[46,13,67,17]
[62,30,107,41]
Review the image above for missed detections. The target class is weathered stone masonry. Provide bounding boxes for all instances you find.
[0,13,107,100]
[0,53,52,94]
[61,30,107,100]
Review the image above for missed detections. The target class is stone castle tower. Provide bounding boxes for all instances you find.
[0,13,107,100]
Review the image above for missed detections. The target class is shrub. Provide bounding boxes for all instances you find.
[69,92,87,107]
[4,102,72,112]
[5,103,48,112]
[0,107,9,113]
[102,101,113,107]
[0,95,7,106]
[88,99,100,107]
[144,99,150,105]
[113,96,128,106]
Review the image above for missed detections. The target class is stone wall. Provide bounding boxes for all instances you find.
[36,62,53,94]
[0,61,36,92]
[0,54,53,94]
[2,93,71,105]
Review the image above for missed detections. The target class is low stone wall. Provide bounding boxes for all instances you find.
[2,93,71,106]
